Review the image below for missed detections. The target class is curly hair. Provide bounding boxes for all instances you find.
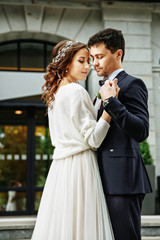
[88,28,125,62]
[42,40,88,108]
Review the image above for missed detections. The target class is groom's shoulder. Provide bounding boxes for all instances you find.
[123,71,144,83]
[122,72,147,90]
[121,71,136,80]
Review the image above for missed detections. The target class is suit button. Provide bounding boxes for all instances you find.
[110,149,114,152]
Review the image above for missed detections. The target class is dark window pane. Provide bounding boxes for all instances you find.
[0,192,7,211]
[0,43,18,70]
[20,42,44,71]
[0,109,27,187]
[35,191,42,211]
[34,109,53,187]
[46,44,53,66]
[0,191,27,212]
[0,108,27,212]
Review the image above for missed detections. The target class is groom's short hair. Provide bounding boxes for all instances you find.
[88,28,125,62]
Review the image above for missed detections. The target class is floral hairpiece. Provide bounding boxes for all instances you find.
[52,41,78,63]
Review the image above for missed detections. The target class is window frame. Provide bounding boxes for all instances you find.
[0,101,47,216]
[0,39,55,73]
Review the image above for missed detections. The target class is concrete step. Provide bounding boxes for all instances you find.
[0,216,35,240]
[142,238,160,240]
[0,215,159,240]
[141,216,160,237]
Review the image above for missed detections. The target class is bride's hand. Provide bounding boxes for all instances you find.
[108,78,120,99]
[108,78,120,98]
[100,78,120,100]
[100,79,117,100]
[115,82,120,98]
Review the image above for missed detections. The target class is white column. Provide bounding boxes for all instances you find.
[101,1,157,173]
[151,7,160,176]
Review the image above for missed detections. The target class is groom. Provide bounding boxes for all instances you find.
[88,28,152,240]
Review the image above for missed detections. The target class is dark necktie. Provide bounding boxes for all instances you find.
[99,76,108,86]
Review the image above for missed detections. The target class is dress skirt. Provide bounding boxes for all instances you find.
[31,149,114,240]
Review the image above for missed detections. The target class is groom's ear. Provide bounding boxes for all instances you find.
[116,49,123,60]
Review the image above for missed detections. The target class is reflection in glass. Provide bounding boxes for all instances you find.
[34,109,54,188]
[0,125,27,187]
[0,192,7,211]
[0,191,26,212]
[0,108,27,212]
[6,180,19,211]
[5,180,25,211]
[35,191,42,211]
[35,126,53,187]
[34,109,54,211]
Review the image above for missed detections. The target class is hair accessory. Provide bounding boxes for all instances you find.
[52,41,78,63]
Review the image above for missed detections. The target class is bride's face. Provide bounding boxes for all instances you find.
[67,48,90,82]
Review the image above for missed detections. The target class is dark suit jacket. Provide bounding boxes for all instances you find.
[97,70,152,195]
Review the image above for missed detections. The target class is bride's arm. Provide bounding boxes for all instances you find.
[71,87,110,149]
[101,110,111,124]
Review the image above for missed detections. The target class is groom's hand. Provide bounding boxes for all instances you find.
[100,78,118,100]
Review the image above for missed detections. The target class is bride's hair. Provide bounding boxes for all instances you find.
[42,40,88,108]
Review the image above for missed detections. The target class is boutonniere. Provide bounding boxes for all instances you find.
[97,91,101,99]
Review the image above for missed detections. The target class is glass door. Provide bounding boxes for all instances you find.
[0,108,27,214]
[34,109,53,212]
[0,105,53,215]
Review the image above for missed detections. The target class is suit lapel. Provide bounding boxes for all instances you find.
[116,70,127,84]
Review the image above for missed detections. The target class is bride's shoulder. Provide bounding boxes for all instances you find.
[62,83,90,104]
[70,83,88,96]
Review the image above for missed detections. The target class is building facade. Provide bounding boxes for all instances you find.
[0,0,160,215]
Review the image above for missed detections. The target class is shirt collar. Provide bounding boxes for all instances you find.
[107,68,123,81]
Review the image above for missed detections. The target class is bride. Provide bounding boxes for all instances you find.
[31,40,117,240]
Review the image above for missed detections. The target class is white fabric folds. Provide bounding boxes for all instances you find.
[32,150,114,240]
[31,83,114,240]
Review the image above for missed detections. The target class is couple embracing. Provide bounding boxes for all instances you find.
[32,28,152,240]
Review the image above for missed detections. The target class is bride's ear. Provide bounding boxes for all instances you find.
[66,63,70,73]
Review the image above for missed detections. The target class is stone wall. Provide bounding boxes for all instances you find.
[0,1,160,177]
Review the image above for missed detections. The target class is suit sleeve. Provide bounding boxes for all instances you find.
[104,78,149,142]
[71,87,110,149]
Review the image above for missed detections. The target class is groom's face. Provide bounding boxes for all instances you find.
[90,42,121,77]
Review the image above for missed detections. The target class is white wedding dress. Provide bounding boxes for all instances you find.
[6,191,16,211]
[31,83,114,240]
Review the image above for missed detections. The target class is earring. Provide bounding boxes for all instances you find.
[66,69,68,73]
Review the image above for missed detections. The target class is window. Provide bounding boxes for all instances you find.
[0,43,18,70]
[20,42,44,71]
[0,40,55,72]
[0,103,53,215]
